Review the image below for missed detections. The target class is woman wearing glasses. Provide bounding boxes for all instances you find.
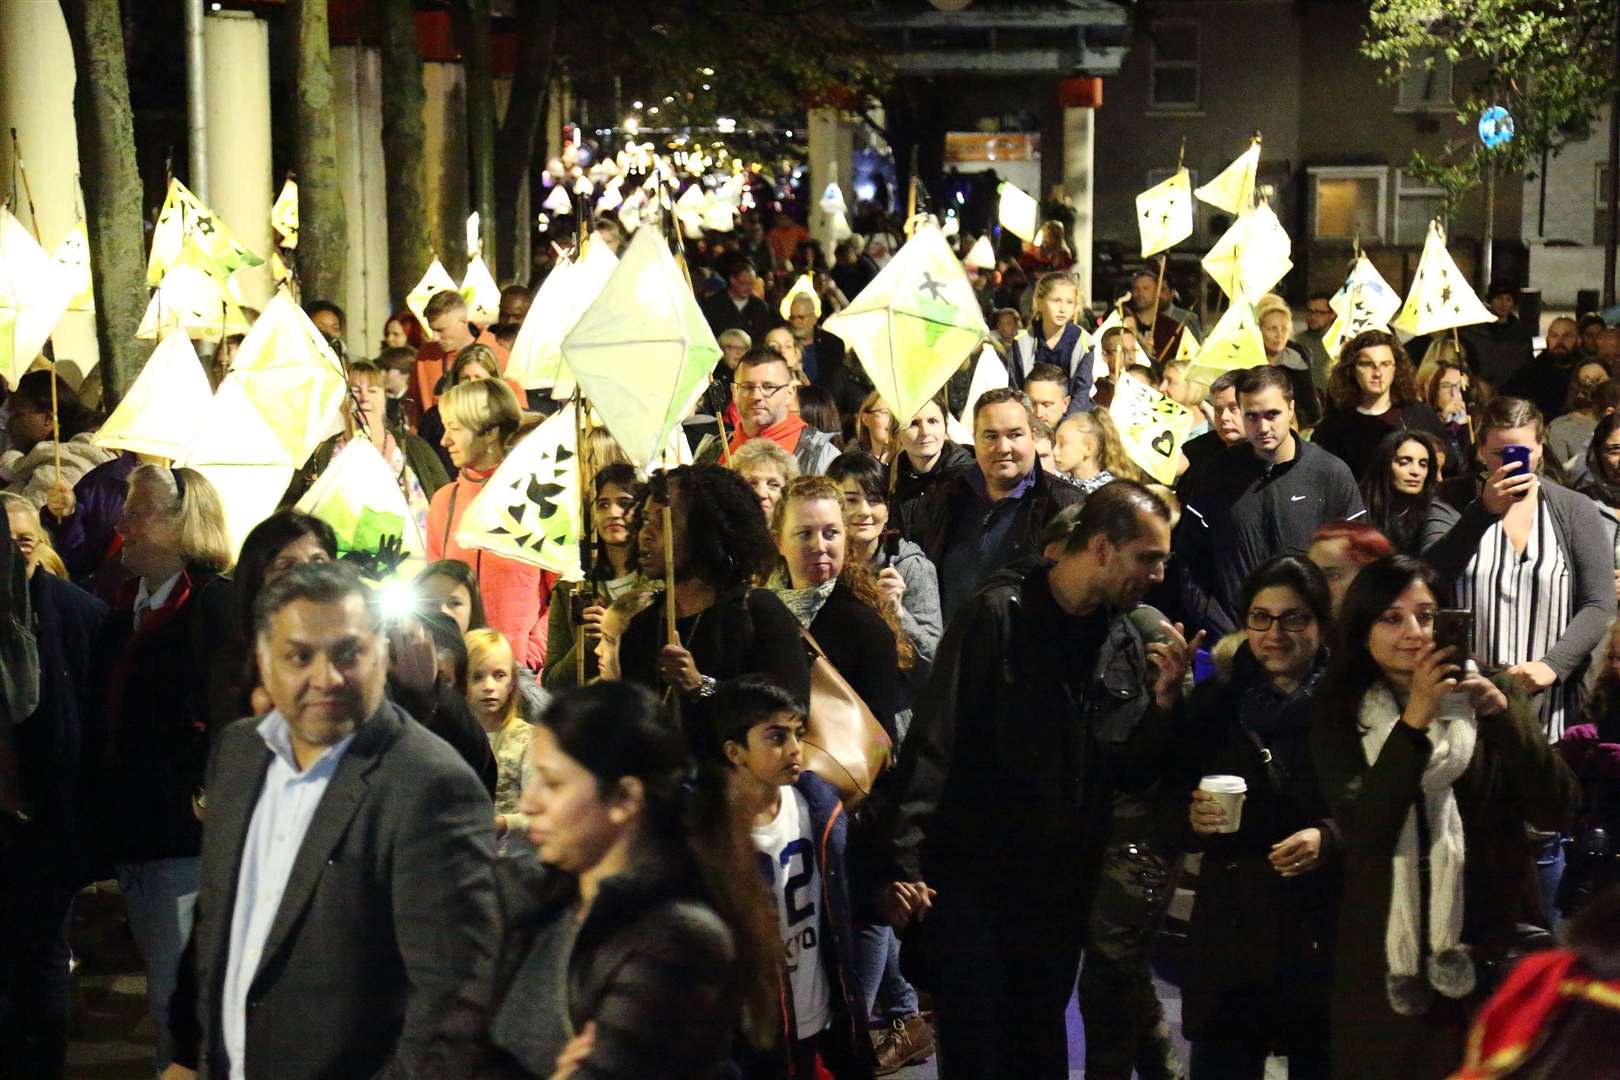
[1309,555,1577,1079]
[1312,330,1446,484]
[1172,556,1339,1078]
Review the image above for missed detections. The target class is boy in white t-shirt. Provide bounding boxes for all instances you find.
[715,677,874,1079]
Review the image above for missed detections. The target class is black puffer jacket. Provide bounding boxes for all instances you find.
[474,853,742,1079]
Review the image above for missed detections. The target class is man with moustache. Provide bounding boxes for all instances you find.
[192,562,496,1079]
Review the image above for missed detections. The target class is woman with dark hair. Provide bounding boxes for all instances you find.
[471,682,782,1078]
[1358,429,1445,556]
[1577,412,1620,583]
[206,510,337,728]
[1175,556,1337,1079]
[3,370,116,508]
[890,393,974,510]
[1309,555,1578,1079]
[416,559,489,635]
[544,463,652,689]
[826,450,942,687]
[796,384,843,437]
[611,465,811,758]
[1422,396,1617,740]
[1312,330,1446,483]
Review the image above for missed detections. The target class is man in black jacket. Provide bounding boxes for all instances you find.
[699,255,774,343]
[1176,366,1364,638]
[194,563,496,1079]
[877,481,1200,1079]
[896,388,1084,623]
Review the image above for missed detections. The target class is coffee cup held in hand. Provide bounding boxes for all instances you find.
[1199,775,1247,834]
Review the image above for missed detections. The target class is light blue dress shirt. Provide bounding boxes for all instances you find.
[220,711,356,1080]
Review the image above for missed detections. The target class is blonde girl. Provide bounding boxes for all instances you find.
[465,627,533,841]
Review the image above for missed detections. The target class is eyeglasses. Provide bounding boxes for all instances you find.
[1245,609,1314,633]
[1355,360,1396,373]
[734,382,789,398]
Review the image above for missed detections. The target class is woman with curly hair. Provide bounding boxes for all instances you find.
[1358,429,1446,556]
[1313,329,1446,483]
[610,465,810,758]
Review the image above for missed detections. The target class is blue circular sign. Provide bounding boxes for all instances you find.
[1479,106,1515,148]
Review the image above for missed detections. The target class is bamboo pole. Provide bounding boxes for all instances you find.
[574,390,591,684]
[662,501,677,646]
[1143,140,1186,354]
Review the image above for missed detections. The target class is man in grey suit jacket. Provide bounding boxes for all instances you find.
[193,562,497,1079]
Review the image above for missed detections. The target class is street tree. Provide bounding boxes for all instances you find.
[59,0,147,403]
[1363,0,1620,298]
[289,0,349,307]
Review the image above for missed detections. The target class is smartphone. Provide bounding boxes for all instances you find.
[1433,608,1475,663]
[569,589,595,626]
[1501,444,1532,478]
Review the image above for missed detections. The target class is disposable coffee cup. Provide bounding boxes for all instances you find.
[1199,775,1247,834]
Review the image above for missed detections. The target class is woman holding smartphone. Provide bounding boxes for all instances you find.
[1309,555,1578,1079]
[1420,396,1616,742]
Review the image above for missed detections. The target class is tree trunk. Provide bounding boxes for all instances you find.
[289,0,348,306]
[453,0,496,273]
[376,0,431,310]
[59,0,147,404]
[493,1,556,284]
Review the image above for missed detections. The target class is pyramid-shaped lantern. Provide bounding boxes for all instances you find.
[560,228,720,468]
[822,220,989,426]
[222,288,348,466]
[95,330,216,460]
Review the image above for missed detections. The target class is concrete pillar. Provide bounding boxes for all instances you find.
[204,10,273,311]
[807,107,855,260]
[0,0,100,382]
[331,45,390,360]
[1061,105,1096,312]
[423,61,469,271]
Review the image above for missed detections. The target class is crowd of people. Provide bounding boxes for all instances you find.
[1,198,1618,1080]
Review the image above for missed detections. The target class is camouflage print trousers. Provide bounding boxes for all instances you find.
[1079,839,1185,1080]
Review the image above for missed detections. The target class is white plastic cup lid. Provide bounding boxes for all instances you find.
[1199,775,1247,794]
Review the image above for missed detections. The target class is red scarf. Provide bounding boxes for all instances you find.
[1451,948,1620,1079]
[728,412,807,457]
[104,569,202,759]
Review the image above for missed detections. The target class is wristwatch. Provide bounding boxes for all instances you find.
[688,674,718,699]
